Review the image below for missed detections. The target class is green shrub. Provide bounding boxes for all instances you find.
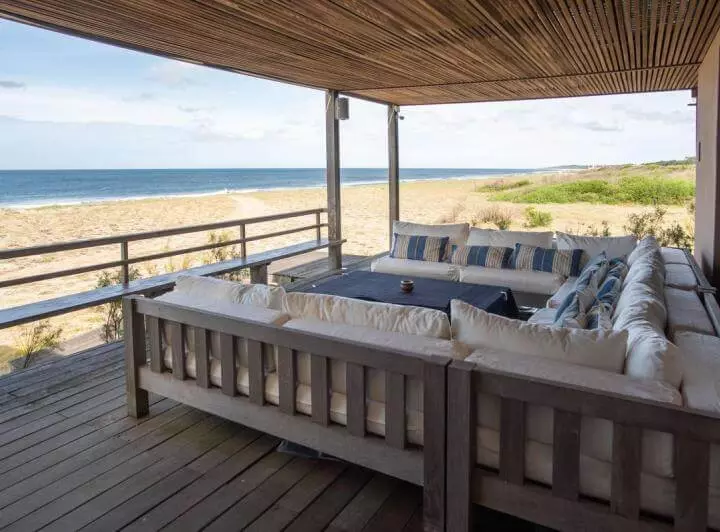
[493,176,694,205]
[14,320,63,368]
[523,207,553,228]
[623,207,694,249]
[96,267,141,342]
[475,179,531,193]
[472,206,513,230]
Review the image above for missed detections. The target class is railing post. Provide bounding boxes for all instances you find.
[250,263,268,284]
[120,241,130,285]
[315,211,322,242]
[239,223,247,259]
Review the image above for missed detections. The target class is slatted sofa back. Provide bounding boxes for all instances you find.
[123,295,450,532]
[446,359,720,532]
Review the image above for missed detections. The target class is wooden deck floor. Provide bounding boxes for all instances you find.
[0,343,424,532]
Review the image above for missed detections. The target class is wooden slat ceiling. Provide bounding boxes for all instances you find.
[1,0,719,105]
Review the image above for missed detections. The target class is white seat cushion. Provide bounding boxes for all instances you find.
[371,256,459,282]
[451,300,628,373]
[664,263,698,291]
[556,232,636,261]
[527,307,557,326]
[466,228,553,248]
[459,266,564,296]
[392,220,469,250]
[546,277,578,309]
[673,332,720,492]
[283,291,451,339]
[665,287,715,339]
[675,332,720,412]
[467,349,680,479]
[661,247,689,265]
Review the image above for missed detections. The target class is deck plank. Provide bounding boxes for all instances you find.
[284,467,374,531]
[204,457,318,531]
[81,427,262,532]
[0,343,433,532]
[245,460,348,532]
[0,398,177,494]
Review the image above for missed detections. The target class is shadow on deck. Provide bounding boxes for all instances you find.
[0,343,424,531]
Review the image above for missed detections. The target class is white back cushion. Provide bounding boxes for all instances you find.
[622,323,683,387]
[556,232,636,261]
[238,284,286,310]
[451,299,627,373]
[467,228,553,248]
[174,274,286,310]
[392,220,469,248]
[628,236,660,266]
[284,292,451,339]
[174,274,245,302]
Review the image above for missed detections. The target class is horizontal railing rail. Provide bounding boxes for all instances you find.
[0,208,327,289]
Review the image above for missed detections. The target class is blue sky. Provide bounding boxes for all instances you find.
[0,18,697,170]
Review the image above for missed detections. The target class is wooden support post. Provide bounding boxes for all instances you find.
[123,297,149,418]
[120,241,130,285]
[250,263,268,284]
[239,223,247,259]
[315,211,322,242]
[326,89,342,271]
[388,104,400,248]
[695,27,720,286]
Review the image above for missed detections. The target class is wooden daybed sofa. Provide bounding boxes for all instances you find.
[125,233,720,531]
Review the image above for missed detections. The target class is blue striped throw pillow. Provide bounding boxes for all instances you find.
[511,244,584,277]
[390,233,449,262]
[586,275,623,329]
[450,245,513,268]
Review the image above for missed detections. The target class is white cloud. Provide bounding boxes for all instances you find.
[147,60,203,87]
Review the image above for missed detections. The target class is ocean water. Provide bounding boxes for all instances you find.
[0,167,578,209]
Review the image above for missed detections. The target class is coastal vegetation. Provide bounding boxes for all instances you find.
[487,161,695,206]
[523,207,553,228]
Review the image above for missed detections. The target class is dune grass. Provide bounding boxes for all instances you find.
[475,178,531,192]
[492,175,694,205]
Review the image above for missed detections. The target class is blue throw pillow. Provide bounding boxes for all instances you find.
[586,275,623,329]
[450,245,513,268]
[511,244,584,277]
[390,233,449,262]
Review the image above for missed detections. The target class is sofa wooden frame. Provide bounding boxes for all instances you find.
[123,295,450,531]
[446,359,720,532]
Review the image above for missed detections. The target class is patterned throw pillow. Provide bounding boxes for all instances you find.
[606,257,629,282]
[554,252,609,327]
[510,244,584,277]
[572,251,610,311]
[586,275,623,329]
[553,292,587,328]
[390,233,449,262]
[450,245,513,268]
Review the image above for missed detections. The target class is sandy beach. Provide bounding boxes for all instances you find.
[0,171,694,363]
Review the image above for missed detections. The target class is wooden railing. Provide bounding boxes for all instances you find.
[0,208,327,289]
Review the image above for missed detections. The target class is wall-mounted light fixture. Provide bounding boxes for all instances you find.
[336,97,350,120]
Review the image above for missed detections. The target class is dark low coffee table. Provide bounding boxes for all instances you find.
[302,270,518,319]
